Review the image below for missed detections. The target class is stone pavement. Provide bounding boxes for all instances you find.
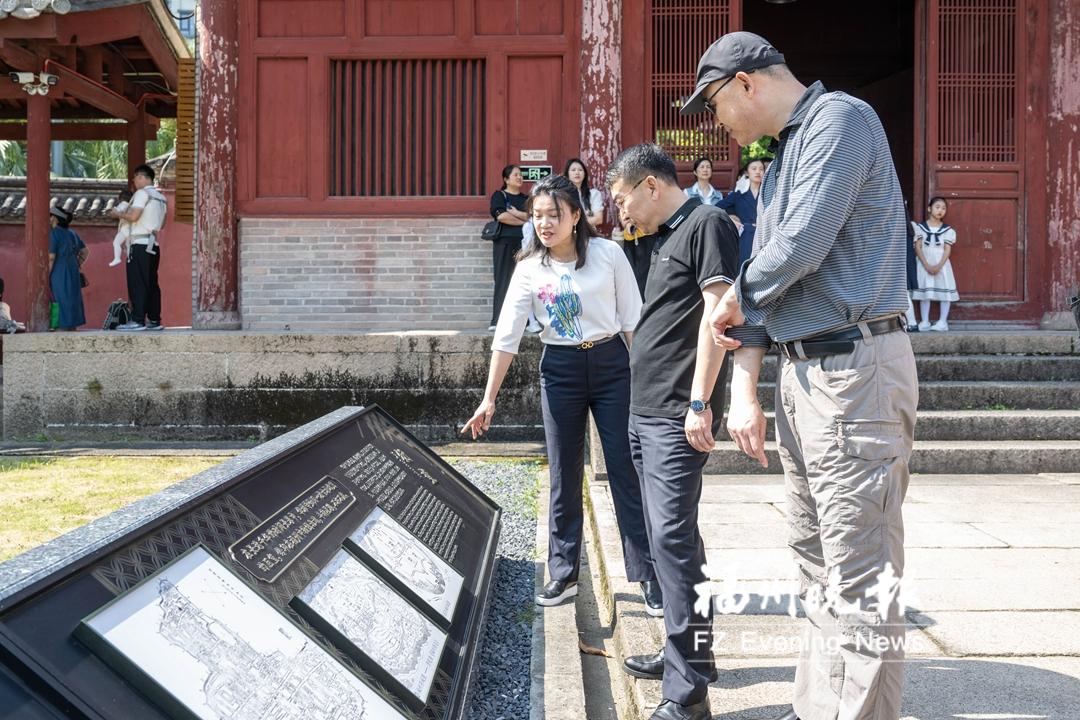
[584,472,1080,719]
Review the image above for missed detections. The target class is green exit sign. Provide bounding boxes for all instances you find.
[521,166,552,182]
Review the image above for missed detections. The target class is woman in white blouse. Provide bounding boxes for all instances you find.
[564,157,605,229]
[462,174,660,612]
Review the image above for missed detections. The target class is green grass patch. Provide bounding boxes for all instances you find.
[0,456,224,563]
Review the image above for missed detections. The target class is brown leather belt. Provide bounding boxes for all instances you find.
[778,316,905,360]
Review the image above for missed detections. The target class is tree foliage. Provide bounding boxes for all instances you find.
[0,119,176,179]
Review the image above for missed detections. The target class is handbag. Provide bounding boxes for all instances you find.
[49,301,59,330]
[482,190,509,241]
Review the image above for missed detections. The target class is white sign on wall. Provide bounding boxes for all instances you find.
[520,149,548,162]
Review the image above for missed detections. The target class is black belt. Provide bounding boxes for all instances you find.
[778,316,905,360]
[548,335,619,352]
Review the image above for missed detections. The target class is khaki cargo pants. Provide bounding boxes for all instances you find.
[774,326,918,720]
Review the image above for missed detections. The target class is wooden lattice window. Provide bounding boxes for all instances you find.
[174,57,196,223]
[936,0,1017,163]
[650,0,731,163]
[329,58,486,197]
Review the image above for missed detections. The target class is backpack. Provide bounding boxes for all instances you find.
[103,299,131,330]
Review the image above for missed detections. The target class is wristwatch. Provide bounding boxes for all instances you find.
[689,399,710,414]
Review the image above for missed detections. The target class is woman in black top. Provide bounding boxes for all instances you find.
[489,165,528,329]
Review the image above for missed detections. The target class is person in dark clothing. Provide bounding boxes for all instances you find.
[618,206,658,300]
[608,144,740,720]
[717,157,765,266]
[488,164,528,330]
[48,206,88,331]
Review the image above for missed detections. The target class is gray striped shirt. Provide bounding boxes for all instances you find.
[732,81,909,343]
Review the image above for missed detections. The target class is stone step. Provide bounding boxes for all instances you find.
[702,440,1080,475]
[745,381,1080,411]
[743,410,1080,442]
[749,354,1080,383]
[905,331,1078,355]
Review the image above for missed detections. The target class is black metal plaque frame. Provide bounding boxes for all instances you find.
[0,406,502,720]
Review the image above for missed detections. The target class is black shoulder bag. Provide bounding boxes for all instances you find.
[482,191,508,242]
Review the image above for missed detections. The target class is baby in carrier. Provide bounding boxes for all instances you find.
[109,189,157,267]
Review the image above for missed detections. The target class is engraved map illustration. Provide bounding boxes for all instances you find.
[297,549,447,701]
[81,547,404,720]
[351,507,465,622]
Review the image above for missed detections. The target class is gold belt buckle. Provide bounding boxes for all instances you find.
[580,341,594,350]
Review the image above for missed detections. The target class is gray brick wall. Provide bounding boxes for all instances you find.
[240,217,496,331]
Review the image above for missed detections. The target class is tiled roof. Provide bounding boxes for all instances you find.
[0,154,175,225]
[1,177,132,225]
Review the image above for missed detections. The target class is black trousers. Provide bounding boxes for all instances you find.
[629,412,719,705]
[491,239,517,325]
[126,244,161,325]
[540,339,655,584]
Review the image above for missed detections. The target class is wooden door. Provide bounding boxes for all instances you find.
[644,0,740,189]
[923,0,1037,319]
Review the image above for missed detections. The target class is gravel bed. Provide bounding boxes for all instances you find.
[452,458,542,720]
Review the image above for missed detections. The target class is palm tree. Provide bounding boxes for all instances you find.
[0,119,177,179]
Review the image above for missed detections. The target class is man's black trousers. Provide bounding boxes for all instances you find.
[126,244,161,326]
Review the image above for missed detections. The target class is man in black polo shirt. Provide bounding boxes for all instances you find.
[607,144,740,720]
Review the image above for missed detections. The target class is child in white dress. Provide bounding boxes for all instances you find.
[912,196,959,331]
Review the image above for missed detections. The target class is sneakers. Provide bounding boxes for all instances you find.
[116,321,145,332]
[917,320,931,332]
[930,320,949,332]
[487,324,497,331]
[145,321,165,331]
[535,579,578,606]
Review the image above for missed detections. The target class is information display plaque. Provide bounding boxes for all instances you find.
[292,549,447,708]
[347,507,465,624]
[77,546,406,720]
[0,406,501,720]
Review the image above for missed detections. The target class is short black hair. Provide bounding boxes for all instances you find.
[928,196,947,209]
[692,157,712,173]
[134,164,155,182]
[606,143,679,189]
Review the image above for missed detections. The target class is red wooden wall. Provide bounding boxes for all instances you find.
[0,190,193,330]
[237,0,582,217]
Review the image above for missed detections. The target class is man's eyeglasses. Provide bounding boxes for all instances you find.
[614,176,649,208]
[702,70,753,116]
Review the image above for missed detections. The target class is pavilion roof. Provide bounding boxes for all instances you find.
[0,0,190,122]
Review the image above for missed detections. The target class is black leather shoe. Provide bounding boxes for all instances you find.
[641,580,664,617]
[535,579,578,606]
[623,647,664,679]
[649,697,712,720]
[773,710,800,720]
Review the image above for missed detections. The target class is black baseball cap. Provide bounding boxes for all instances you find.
[680,32,786,116]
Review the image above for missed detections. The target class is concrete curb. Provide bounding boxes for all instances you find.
[583,472,664,720]
[529,468,587,720]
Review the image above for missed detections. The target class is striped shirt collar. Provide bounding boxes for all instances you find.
[770,81,828,155]
[659,197,701,236]
[783,81,828,134]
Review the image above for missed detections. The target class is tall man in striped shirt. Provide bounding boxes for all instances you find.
[681,33,919,720]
